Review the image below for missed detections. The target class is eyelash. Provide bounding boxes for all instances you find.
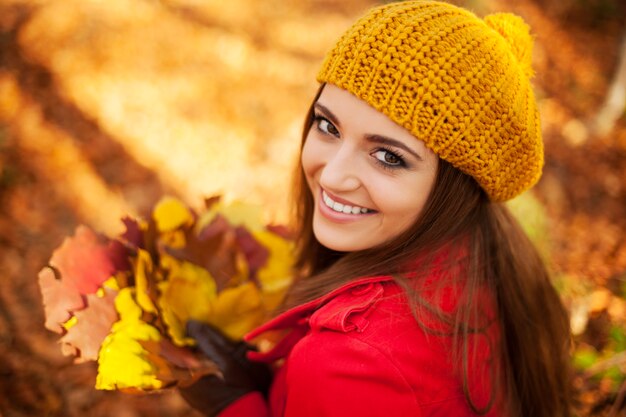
[311,113,408,171]
[373,147,407,171]
[312,114,339,137]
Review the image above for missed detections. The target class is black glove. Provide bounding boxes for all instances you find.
[179,320,273,417]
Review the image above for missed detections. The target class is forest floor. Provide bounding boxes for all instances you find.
[1,0,625,415]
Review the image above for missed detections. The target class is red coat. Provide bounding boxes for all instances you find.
[219,274,501,417]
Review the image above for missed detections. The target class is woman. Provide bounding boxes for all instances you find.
[181,1,572,416]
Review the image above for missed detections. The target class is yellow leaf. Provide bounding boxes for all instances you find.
[158,260,218,346]
[207,282,263,340]
[196,200,263,233]
[62,315,78,331]
[115,287,143,321]
[159,230,186,248]
[96,288,163,391]
[134,249,158,314]
[96,319,164,390]
[153,196,194,232]
[253,230,293,292]
[96,276,121,297]
[196,209,219,234]
[102,277,120,291]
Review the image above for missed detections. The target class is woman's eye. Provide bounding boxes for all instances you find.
[373,150,403,166]
[316,117,339,136]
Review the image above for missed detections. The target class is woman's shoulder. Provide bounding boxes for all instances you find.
[306,278,459,363]
[308,278,408,332]
[291,277,500,414]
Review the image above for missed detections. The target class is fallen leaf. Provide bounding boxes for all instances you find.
[254,230,294,292]
[153,196,194,232]
[60,288,118,362]
[49,225,128,294]
[167,215,242,289]
[158,258,217,346]
[235,226,269,278]
[120,216,143,248]
[38,267,85,334]
[207,282,264,340]
[216,200,264,231]
[96,288,164,391]
[142,338,219,385]
[96,319,164,391]
[133,249,159,315]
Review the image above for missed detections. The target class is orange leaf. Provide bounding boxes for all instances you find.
[49,225,130,294]
[38,267,85,334]
[60,289,118,362]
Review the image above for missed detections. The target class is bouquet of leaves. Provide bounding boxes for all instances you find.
[38,196,293,392]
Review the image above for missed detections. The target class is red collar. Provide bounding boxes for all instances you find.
[244,275,394,362]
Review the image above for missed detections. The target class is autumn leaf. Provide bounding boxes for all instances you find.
[207,282,264,340]
[96,286,219,391]
[49,225,130,295]
[166,215,242,290]
[38,267,85,334]
[96,319,164,391]
[255,230,293,295]
[59,288,118,362]
[120,216,143,249]
[133,249,159,315]
[266,224,293,239]
[153,196,194,232]
[158,258,218,346]
[41,196,295,392]
[142,338,219,386]
[96,288,163,391]
[216,200,264,231]
[235,226,269,279]
[107,240,132,272]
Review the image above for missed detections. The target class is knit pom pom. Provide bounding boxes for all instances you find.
[484,13,535,79]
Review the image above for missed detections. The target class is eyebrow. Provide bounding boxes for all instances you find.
[313,102,341,129]
[314,102,423,161]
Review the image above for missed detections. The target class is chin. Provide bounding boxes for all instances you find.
[313,227,370,253]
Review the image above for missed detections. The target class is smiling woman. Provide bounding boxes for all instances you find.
[302,84,439,252]
[179,2,572,417]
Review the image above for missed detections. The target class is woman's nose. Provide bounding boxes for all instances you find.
[318,145,360,192]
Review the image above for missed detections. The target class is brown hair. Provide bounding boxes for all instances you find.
[284,85,572,417]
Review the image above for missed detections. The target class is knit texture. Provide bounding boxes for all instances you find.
[317,1,542,202]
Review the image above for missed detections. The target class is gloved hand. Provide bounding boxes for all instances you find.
[179,320,273,417]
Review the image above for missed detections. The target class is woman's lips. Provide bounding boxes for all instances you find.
[317,189,376,223]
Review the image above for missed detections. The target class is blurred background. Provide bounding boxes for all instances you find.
[0,0,625,415]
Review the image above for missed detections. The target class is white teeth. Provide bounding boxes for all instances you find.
[322,191,370,214]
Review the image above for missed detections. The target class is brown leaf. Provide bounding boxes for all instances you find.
[235,226,269,278]
[266,224,294,239]
[60,289,119,362]
[120,216,143,249]
[140,339,220,387]
[38,267,85,334]
[203,195,221,210]
[164,215,239,290]
[108,240,132,272]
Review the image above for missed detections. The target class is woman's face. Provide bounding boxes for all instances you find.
[302,84,439,252]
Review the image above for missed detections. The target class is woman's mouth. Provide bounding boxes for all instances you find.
[322,190,373,215]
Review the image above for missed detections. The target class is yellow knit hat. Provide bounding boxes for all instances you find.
[317,1,542,202]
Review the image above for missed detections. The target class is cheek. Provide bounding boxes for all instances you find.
[371,175,434,220]
[301,134,323,180]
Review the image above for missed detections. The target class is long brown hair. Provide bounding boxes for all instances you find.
[284,85,572,417]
